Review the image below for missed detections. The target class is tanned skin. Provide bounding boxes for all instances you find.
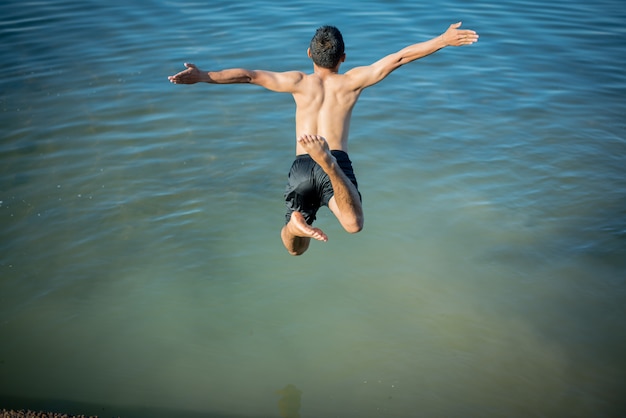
[169,22,479,255]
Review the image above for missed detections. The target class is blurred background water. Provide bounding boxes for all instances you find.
[1,0,625,417]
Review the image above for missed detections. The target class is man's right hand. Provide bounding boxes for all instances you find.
[168,63,204,84]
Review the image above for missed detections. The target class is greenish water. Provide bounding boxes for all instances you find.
[1,0,625,416]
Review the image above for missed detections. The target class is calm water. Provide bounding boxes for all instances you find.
[1,0,625,417]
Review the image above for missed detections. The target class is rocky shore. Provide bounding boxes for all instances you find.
[1,410,99,418]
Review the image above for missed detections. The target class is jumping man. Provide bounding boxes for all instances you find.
[168,22,479,255]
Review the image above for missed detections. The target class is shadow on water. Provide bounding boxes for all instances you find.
[275,384,302,418]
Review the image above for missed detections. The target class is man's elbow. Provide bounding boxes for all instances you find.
[245,70,257,83]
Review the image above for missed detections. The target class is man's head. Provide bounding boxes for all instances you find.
[309,26,345,69]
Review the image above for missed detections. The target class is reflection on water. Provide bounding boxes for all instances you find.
[276,384,302,418]
[0,0,625,416]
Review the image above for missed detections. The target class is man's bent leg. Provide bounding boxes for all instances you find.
[297,135,364,234]
[281,211,328,256]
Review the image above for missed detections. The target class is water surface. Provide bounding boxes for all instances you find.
[1,0,625,416]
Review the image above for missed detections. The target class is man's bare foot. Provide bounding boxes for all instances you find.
[297,134,335,170]
[288,211,328,242]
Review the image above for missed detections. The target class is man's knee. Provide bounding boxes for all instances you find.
[343,217,364,234]
[287,247,307,256]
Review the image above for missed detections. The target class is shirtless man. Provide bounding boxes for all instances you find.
[168,22,478,255]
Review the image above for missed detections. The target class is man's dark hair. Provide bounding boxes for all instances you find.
[309,26,345,69]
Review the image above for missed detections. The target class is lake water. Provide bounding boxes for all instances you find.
[1,0,625,417]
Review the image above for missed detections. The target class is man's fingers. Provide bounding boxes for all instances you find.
[457,29,478,45]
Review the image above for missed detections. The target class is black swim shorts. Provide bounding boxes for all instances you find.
[284,150,360,225]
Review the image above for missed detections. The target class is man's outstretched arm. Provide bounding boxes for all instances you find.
[168,63,304,93]
[346,22,479,90]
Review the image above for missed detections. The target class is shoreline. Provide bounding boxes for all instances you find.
[1,410,100,418]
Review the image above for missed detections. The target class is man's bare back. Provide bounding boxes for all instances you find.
[168,23,478,255]
[292,70,360,153]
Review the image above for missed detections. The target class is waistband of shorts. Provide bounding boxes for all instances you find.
[295,150,350,160]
